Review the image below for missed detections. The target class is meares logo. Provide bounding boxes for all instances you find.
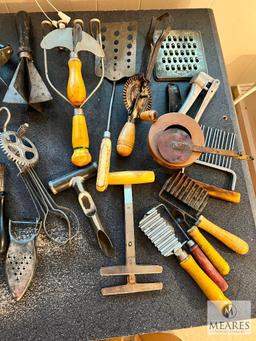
[209,321,251,331]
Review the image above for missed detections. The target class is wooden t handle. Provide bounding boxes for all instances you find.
[197,215,249,255]
[188,226,230,276]
[67,57,86,107]
[96,136,111,192]
[190,244,228,292]
[108,171,155,185]
[71,112,92,167]
[116,121,135,157]
[180,254,231,311]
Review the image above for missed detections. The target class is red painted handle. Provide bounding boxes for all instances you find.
[190,244,228,292]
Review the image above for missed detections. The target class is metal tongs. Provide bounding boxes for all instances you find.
[178,71,220,122]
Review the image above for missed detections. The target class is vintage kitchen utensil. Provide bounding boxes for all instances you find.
[116,13,172,157]
[148,113,253,170]
[159,174,249,274]
[139,204,228,291]
[3,12,52,113]
[154,30,208,81]
[0,107,79,244]
[5,219,40,301]
[166,80,240,190]
[0,163,8,254]
[178,72,220,122]
[157,128,253,164]
[41,18,105,167]
[196,125,238,190]
[139,205,230,312]
[168,83,182,112]
[0,42,13,66]
[48,163,114,257]
[100,173,163,295]
[93,21,138,192]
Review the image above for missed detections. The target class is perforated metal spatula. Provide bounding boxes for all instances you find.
[5,220,40,301]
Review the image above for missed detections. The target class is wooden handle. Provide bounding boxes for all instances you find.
[190,244,228,292]
[198,215,249,255]
[71,113,92,167]
[139,110,158,122]
[96,136,111,192]
[16,11,31,52]
[116,121,135,157]
[188,226,230,276]
[108,171,155,185]
[67,57,86,107]
[193,179,241,204]
[180,254,231,312]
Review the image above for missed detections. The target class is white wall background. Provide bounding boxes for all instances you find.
[0,0,255,85]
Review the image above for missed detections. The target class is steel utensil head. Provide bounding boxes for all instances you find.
[41,28,104,57]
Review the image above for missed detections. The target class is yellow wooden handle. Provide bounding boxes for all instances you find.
[188,226,230,276]
[108,171,155,185]
[180,254,231,312]
[67,57,86,107]
[96,136,112,192]
[71,113,92,167]
[116,121,135,157]
[198,215,249,255]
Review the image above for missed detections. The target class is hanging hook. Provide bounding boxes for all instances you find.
[0,106,11,132]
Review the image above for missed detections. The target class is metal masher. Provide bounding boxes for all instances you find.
[0,107,79,245]
[93,21,138,192]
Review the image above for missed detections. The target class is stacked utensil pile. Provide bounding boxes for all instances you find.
[0,8,254,314]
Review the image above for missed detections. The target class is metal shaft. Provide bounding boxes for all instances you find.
[106,81,116,132]
[124,184,136,266]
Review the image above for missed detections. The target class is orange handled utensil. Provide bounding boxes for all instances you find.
[40,18,105,167]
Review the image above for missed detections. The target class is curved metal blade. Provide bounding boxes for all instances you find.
[75,31,104,57]
[40,28,73,51]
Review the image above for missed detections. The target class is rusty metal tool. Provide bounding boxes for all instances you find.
[159,173,249,275]
[157,127,253,164]
[48,163,114,257]
[0,42,13,66]
[139,205,230,312]
[154,30,208,81]
[3,12,52,112]
[0,163,8,254]
[93,22,138,191]
[116,13,172,157]
[100,173,163,295]
[168,83,182,112]
[5,219,40,301]
[41,18,105,167]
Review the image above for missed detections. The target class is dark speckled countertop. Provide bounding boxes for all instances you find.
[0,9,255,341]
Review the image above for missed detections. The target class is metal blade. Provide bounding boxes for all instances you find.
[27,60,52,103]
[3,60,27,104]
[75,31,104,57]
[40,28,73,51]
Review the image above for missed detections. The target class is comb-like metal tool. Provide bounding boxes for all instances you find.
[139,205,231,311]
[196,125,237,190]
[100,184,163,295]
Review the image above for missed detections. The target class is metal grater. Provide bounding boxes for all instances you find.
[196,125,237,190]
[154,30,208,81]
[95,22,137,81]
[139,205,185,257]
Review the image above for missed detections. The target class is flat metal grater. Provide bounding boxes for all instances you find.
[196,125,237,190]
[160,172,209,214]
[153,30,208,81]
[139,205,185,256]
